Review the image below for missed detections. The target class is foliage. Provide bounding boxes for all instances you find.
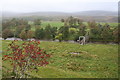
[88,21,97,29]
[27,31,34,39]
[2,21,11,30]
[44,24,53,40]
[34,19,41,25]
[101,24,112,42]
[69,28,78,34]
[55,33,63,42]
[78,24,87,36]
[59,26,69,41]
[2,17,119,43]
[35,28,45,39]
[2,40,118,78]
[2,28,14,39]
[63,16,82,28]
[3,40,50,78]
[89,23,115,42]
[15,25,26,37]
[113,27,119,42]
[50,27,57,40]
[61,19,65,22]
[69,28,78,40]
[25,24,31,31]
[19,30,34,40]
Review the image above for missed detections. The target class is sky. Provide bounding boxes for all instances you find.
[1,0,119,13]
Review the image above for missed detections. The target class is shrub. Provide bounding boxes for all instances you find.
[3,40,50,78]
[55,33,63,42]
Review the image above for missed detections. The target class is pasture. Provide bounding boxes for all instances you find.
[2,40,118,78]
[30,21,118,31]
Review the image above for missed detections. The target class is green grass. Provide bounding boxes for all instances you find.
[9,21,118,32]
[30,21,118,31]
[41,21,64,28]
[99,22,118,28]
[2,40,118,78]
[31,21,64,31]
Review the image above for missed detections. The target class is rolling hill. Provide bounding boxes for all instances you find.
[2,10,118,22]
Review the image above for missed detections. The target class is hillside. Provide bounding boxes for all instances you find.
[2,10,118,22]
[2,40,118,78]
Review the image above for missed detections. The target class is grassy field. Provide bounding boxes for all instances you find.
[2,40,118,78]
[31,21,64,31]
[99,22,118,28]
[30,21,118,31]
[9,21,118,32]
[41,21,64,28]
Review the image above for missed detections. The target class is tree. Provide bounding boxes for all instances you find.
[25,24,31,31]
[69,28,78,40]
[73,18,78,26]
[2,28,14,39]
[101,24,112,42]
[19,31,27,40]
[10,18,28,27]
[19,30,34,40]
[88,21,97,29]
[62,16,82,28]
[88,22,103,42]
[35,28,45,40]
[27,30,34,39]
[61,19,65,22]
[44,24,52,40]
[50,27,57,40]
[2,19,28,31]
[3,40,50,78]
[78,24,86,36]
[15,25,26,37]
[59,26,69,41]
[18,19,28,25]
[68,16,74,27]
[113,24,120,43]
[55,33,63,42]
[34,19,41,25]
[69,28,78,34]
[113,27,118,43]
[35,28,40,39]
[2,21,11,30]
[77,19,83,26]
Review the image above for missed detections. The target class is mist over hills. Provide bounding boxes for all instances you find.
[2,10,118,22]
[74,10,117,16]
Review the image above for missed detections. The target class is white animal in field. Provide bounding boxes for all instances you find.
[77,36,85,45]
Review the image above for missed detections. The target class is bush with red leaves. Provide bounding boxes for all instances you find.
[3,40,50,78]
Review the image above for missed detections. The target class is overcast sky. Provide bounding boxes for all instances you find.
[1,0,119,13]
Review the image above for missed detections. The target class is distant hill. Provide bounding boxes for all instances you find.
[73,10,117,16]
[2,10,118,23]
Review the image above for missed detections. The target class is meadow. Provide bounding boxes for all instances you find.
[30,21,118,31]
[2,40,118,78]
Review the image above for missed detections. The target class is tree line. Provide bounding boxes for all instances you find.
[2,17,119,43]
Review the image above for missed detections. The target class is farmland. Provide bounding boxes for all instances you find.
[1,0,119,79]
[30,21,118,31]
[2,12,119,79]
[2,40,118,78]
[30,21,64,31]
[30,21,118,34]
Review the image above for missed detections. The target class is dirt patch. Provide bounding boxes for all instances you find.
[69,52,81,54]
